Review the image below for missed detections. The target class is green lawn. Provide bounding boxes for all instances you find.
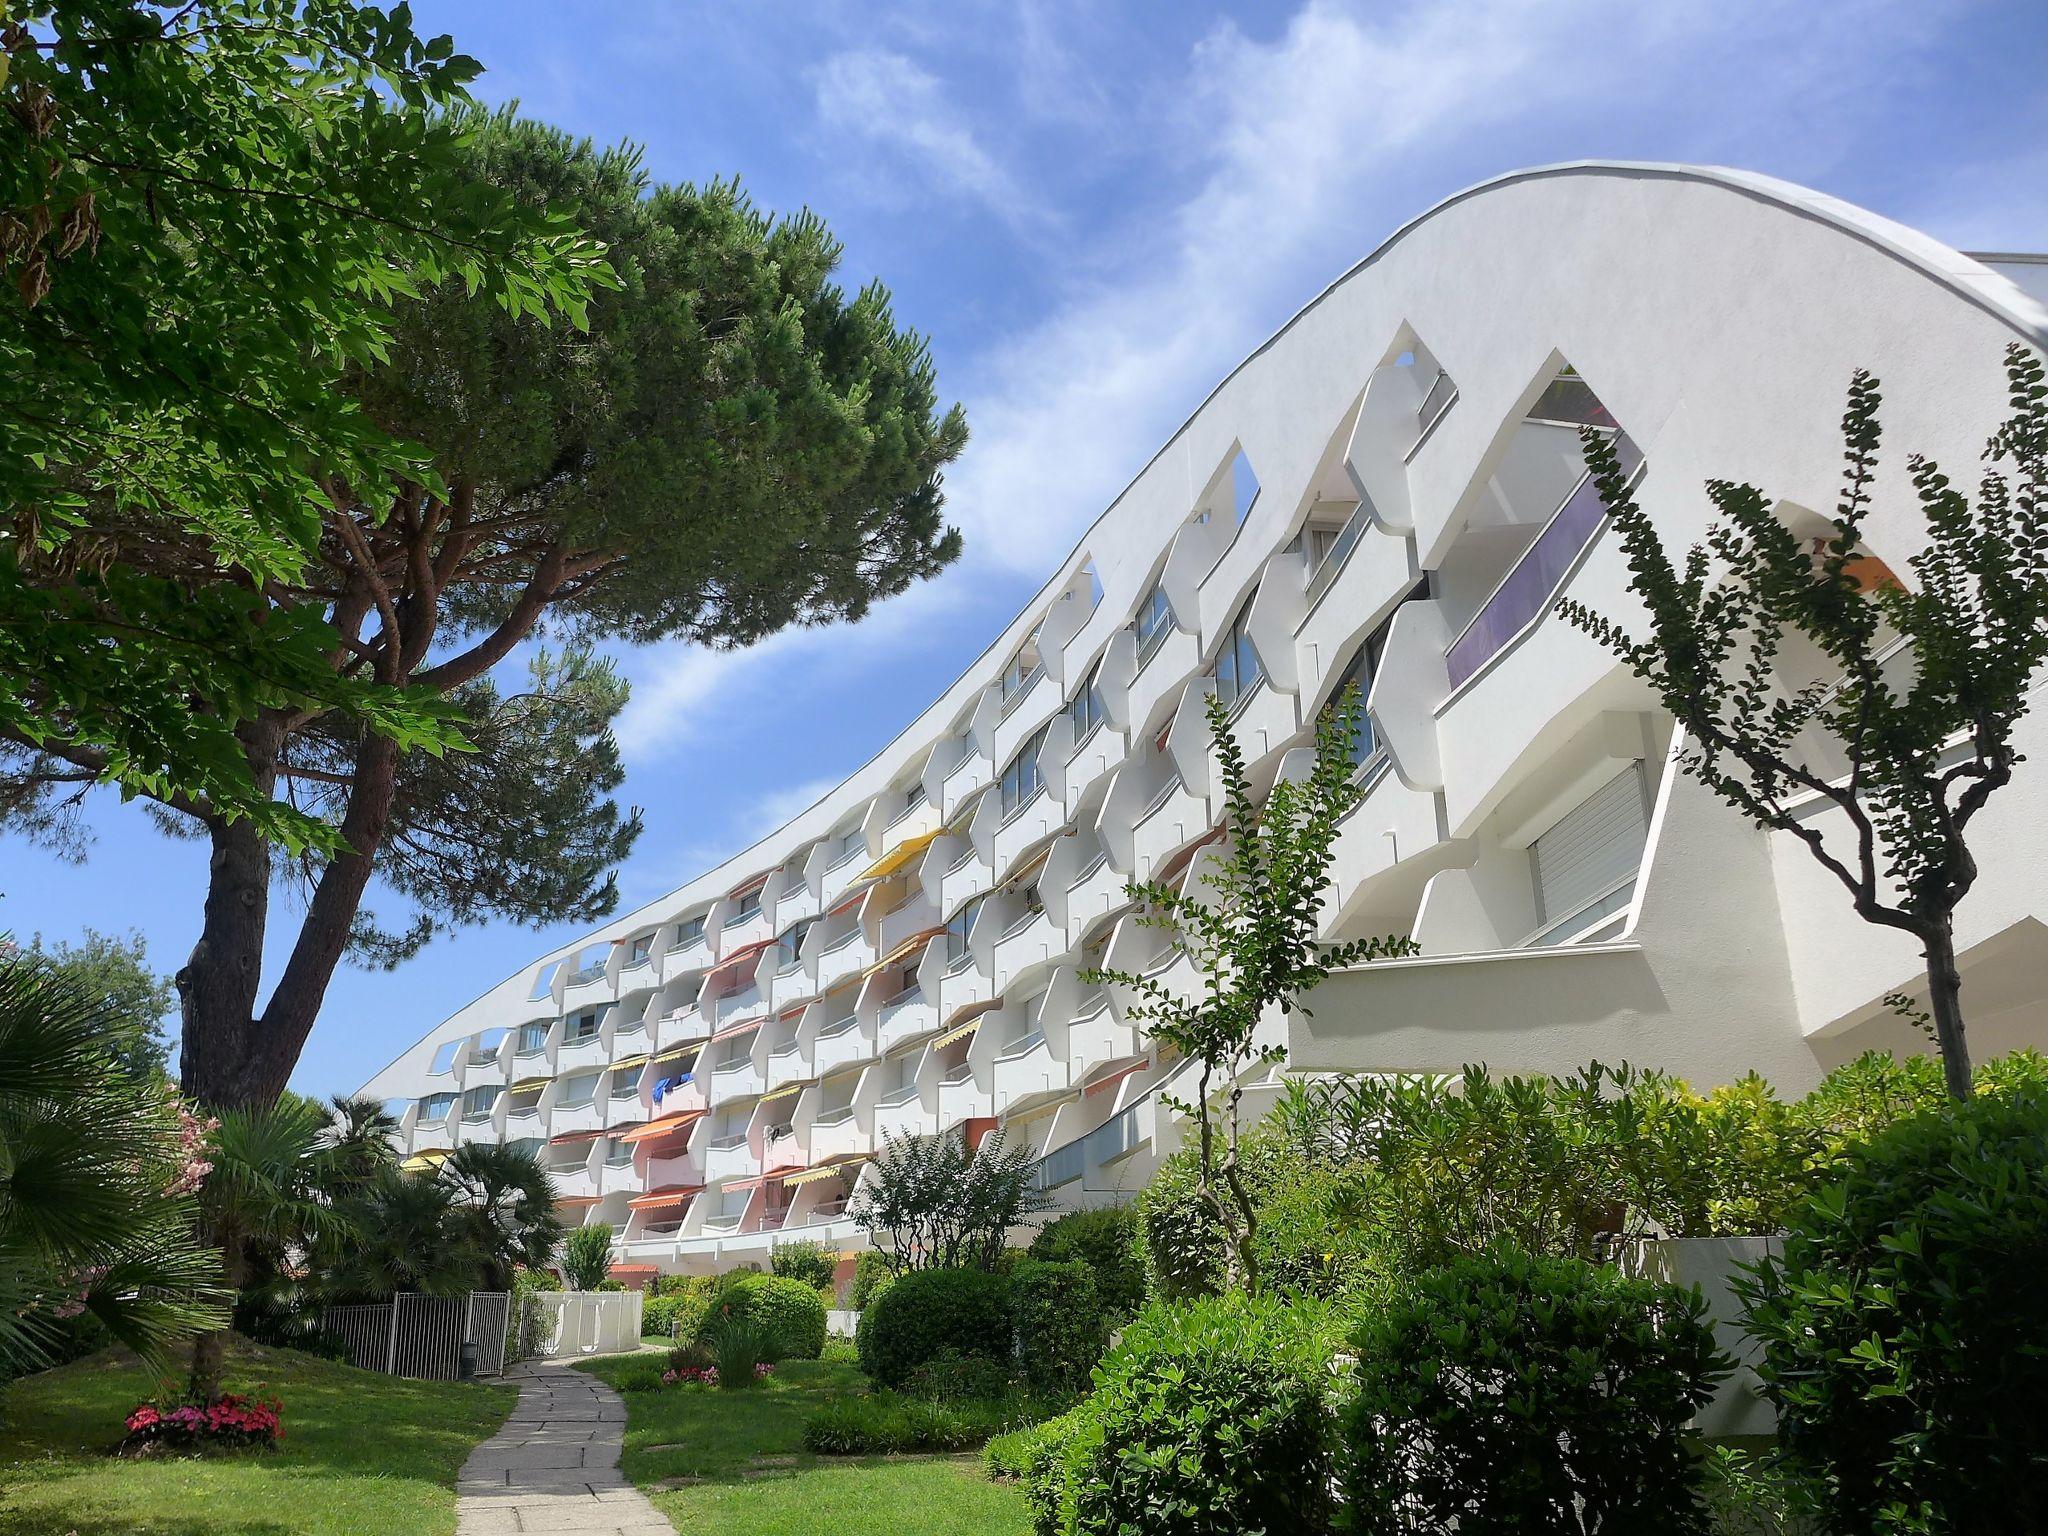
[574,1354,1031,1536]
[0,1339,514,1536]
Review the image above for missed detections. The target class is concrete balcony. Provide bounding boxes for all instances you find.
[1129,778,1210,883]
[765,960,814,1017]
[701,1135,756,1184]
[717,908,775,955]
[819,844,870,908]
[561,969,613,1010]
[774,878,821,929]
[1062,849,1130,939]
[937,1070,992,1124]
[809,1016,869,1077]
[596,1157,641,1194]
[602,1093,646,1129]
[873,1092,933,1144]
[1055,720,1127,806]
[813,930,868,995]
[938,841,993,911]
[410,1116,456,1152]
[643,1150,703,1190]
[878,893,939,960]
[1124,626,1200,737]
[935,955,993,1020]
[607,1017,652,1058]
[991,666,1060,767]
[1223,676,1301,770]
[548,1163,599,1201]
[665,931,713,972]
[940,746,992,821]
[557,1033,608,1074]
[549,1099,605,1137]
[990,1032,1063,1111]
[763,1129,804,1171]
[991,907,1060,995]
[707,1057,764,1106]
[991,789,1062,885]
[502,1103,545,1142]
[876,988,937,1053]
[806,1111,870,1163]
[764,1041,808,1090]
[1065,998,1142,1075]
[652,1006,708,1053]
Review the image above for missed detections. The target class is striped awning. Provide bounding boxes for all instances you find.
[726,870,771,899]
[710,1015,764,1043]
[858,828,941,881]
[608,1263,660,1278]
[621,1110,702,1144]
[1083,1058,1150,1099]
[549,1128,604,1145]
[627,1184,702,1211]
[781,1155,866,1187]
[510,1076,551,1091]
[650,1044,696,1064]
[861,927,943,979]
[760,1080,811,1105]
[933,1015,982,1050]
[555,1194,602,1208]
[610,1053,650,1072]
[399,1149,452,1172]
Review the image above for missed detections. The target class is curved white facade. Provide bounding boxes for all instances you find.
[362,163,2048,1280]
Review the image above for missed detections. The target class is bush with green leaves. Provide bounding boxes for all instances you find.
[1025,1206,1146,1319]
[1739,1092,2048,1535]
[803,1386,1048,1455]
[643,1274,716,1340]
[703,1311,771,1390]
[857,1266,1012,1389]
[847,1248,893,1310]
[853,1128,1052,1275]
[1032,1293,1339,1536]
[666,1337,716,1375]
[1009,1259,1107,1400]
[984,1409,1078,1483]
[904,1347,1016,1404]
[1796,1047,2048,1164]
[769,1239,839,1292]
[697,1273,826,1362]
[1343,1245,1727,1536]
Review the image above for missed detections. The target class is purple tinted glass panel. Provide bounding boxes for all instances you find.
[1444,435,1642,688]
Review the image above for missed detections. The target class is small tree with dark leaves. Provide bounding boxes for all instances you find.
[1561,346,2048,1101]
[852,1127,1051,1274]
[1086,688,1415,1290]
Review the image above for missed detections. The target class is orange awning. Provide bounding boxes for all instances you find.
[704,938,776,989]
[861,927,944,979]
[555,1195,602,1208]
[620,1110,702,1144]
[1084,1058,1150,1099]
[627,1184,703,1210]
[608,1263,659,1277]
[710,1016,764,1044]
[549,1128,605,1145]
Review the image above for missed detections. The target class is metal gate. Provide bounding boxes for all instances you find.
[320,1291,511,1380]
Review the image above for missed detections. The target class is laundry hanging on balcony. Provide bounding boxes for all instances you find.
[651,1070,691,1105]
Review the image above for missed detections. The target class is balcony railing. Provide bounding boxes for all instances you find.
[567,961,608,986]
[1444,435,1643,689]
[878,987,924,1024]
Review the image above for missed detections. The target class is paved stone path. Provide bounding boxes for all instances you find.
[457,1362,675,1536]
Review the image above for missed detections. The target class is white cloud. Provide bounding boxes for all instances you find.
[811,48,1041,230]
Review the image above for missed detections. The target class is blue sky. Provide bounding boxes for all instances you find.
[6,0,2045,1098]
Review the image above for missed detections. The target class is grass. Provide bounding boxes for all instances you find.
[0,1338,514,1536]
[575,1353,1032,1536]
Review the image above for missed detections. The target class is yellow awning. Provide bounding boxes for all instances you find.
[861,927,944,979]
[650,1044,695,1063]
[610,1054,650,1072]
[782,1155,866,1187]
[510,1076,551,1091]
[933,1016,982,1050]
[760,1080,811,1105]
[400,1149,453,1172]
[858,828,941,882]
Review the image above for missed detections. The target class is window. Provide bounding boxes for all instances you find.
[893,780,929,820]
[726,885,763,925]
[566,1008,603,1045]
[670,913,707,949]
[1211,598,1264,710]
[604,1136,634,1166]
[1525,366,1616,430]
[881,1051,919,1104]
[418,1092,456,1122]
[1231,449,1260,524]
[428,1040,463,1076]
[1000,994,1046,1055]
[777,918,816,971]
[462,1084,500,1119]
[816,1074,857,1122]
[944,896,983,969]
[997,627,1044,704]
[1529,764,1650,946]
[827,826,865,869]
[609,1068,640,1100]
[626,933,654,965]
[1064,658,1105,745]
[556,1072,600,1109]
[1133,583,1174,665]
[1000,726,1048,816]
[516,1021,549,1055]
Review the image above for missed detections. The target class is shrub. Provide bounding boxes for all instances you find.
[666,1337,715,1375]
[509,1267,564,1361]
[1795,1047,2048,1165]
[603,1354,671,1393]
[904,1347,1015,1404]
[1026,1206,1146,1318]
[803,1386,1046,1455]
[703,1312,771,1390]
[1037,1293,1339,1536]
[1740,1092,2048,1535]
[561,1223,613,1290]
[1009,1259,1106,1399]
[643,1274,716,1341]
[857,1266,1011,1389]
[983,1410,1075,1482]
[1343,1245,1726,1536]
[770,1239,839,1290]
[1136,1127,1293,1300]
[696,1273,826,1362]
[847,1248,892,1310]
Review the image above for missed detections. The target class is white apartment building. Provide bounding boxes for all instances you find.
[360,163,2048,1282]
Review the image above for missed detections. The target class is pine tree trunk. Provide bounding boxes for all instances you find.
[176,814,275,1111]
[1923,921,1973,1101]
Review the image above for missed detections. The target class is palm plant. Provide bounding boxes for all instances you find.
[320,1094,401,1195]
[0,949,227,1375]
[440,1142,565,1292]
[325,1171,483,1300]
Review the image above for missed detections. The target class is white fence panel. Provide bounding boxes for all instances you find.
[519,1290,644,1360]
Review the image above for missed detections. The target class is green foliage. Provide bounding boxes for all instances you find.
[0,1,606,845]
[1009,1260,1107,1399]
[904,1347,1017,1404]
[0,949,227,1374]
[320,1144,561,1302]
[770,1238,839,1290]
[703,1311,771,1390]
[644,1275,716,1341]
[508,1268,561,1363]
[857,1267,1012,1389]
[847,1247,893,1310]
[437,1142,565,1292]
[666,1337,716,1375]
[984,1411,1077,1482]
[561,1223,614,1291]
[22,927,173,1082]
[1085,685,1415,1288]
[1025,1206,1146,1319]
[1034,1293,1338,1536]
[1739,1092,2048,1534]
[1798,1046,2048,1162]
[699,1273,827,1363]
[1344,1246,1727,1536]
[803,1386,1050,1456]
[853,1127,1051,1275]
[1560,348,2048,1097]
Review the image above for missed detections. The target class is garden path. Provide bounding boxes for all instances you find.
[457,1361,676,1536]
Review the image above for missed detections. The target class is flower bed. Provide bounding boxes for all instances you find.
[121,1392,284,1454]
[659,1362,772,1388]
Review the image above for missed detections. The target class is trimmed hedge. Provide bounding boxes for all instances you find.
[1026,1206,1146,1318]
[857,1266,1012,1389]
[1344,1246,1726,1535]
[803,1387,1050,1455]
[1010,1258,1107,1398]
[700,1271,827,1362]
[1029,1292,1338,1536]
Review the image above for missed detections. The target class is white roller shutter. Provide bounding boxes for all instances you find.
[1533,764,1649,929]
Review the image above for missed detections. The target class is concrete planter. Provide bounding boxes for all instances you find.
[1622,1235,1780,1438]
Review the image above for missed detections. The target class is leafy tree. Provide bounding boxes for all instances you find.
[0,947,227,1374]
[1561,347,2048,1099]
[319,1093,401,1194]
[769,1238,839,1290]
[439,1141,564,1292]
[0,2,609,844]
[853,1127,1051,1275]
[2,111,966,1111]
[560,1218,613,1291]
[24,925,173,1081]
[1086,688,1414,1289]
